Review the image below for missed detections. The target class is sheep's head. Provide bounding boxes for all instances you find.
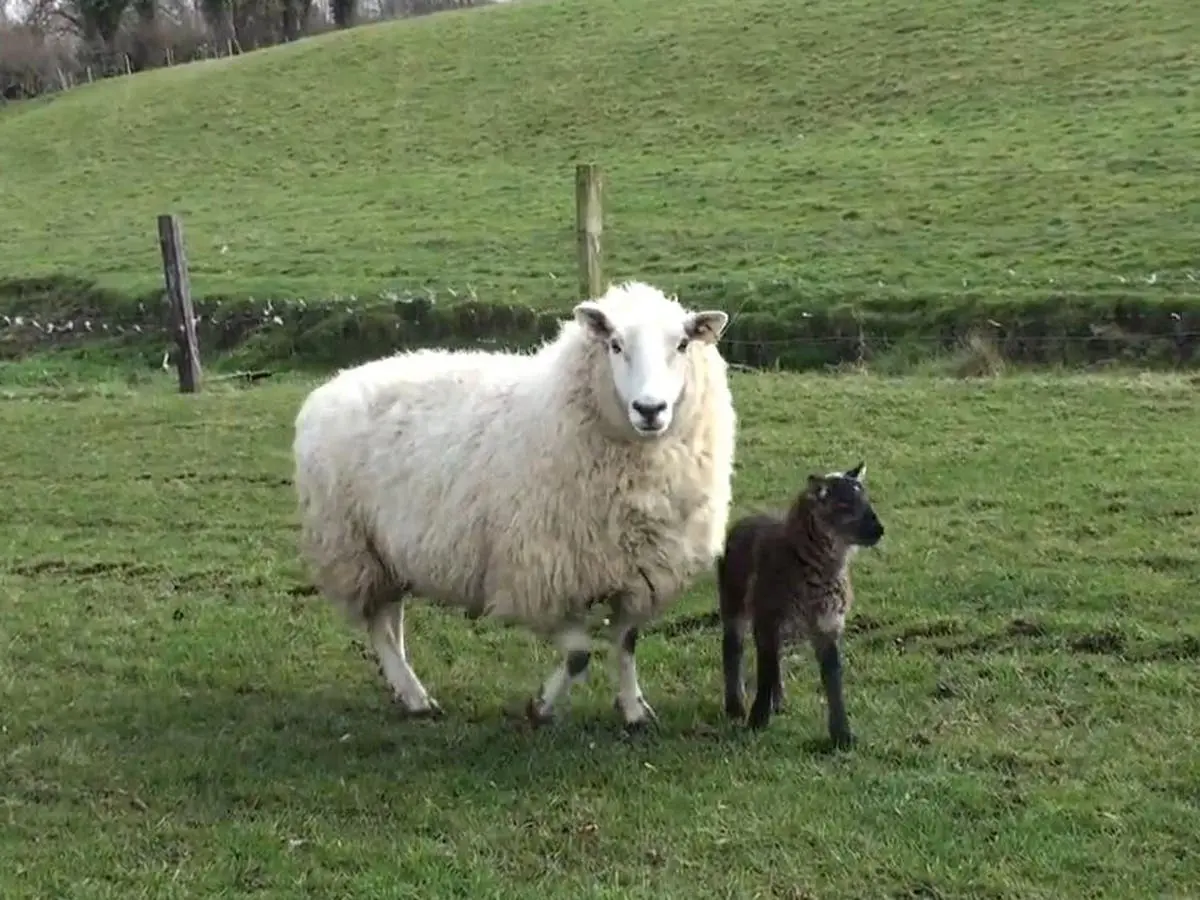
[573,282,728,439]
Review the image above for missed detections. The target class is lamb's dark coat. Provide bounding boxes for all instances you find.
[716,463,883,745]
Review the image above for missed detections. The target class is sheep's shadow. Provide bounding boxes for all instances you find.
[61,681,745,803]
[24,674,862,826]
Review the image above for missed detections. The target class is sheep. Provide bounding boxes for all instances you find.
[716,462,884,746]
[292,281,736,731]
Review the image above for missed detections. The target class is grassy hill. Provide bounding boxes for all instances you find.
[1,0,1198,368]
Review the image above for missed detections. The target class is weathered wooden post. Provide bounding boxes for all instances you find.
[575,163,603,301]
[156,214,202,393]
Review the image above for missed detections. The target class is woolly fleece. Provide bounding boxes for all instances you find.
[292,281,737,633]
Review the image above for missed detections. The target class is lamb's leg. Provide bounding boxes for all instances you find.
[771,655,786,715]
[722,616,748,720]
[526,625,591,726]
[612,623,657,730]
[369,599,441,718]
[812,629,853,748]
[747,615,781,730]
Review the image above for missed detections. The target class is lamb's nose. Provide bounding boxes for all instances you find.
[632,400,667,420]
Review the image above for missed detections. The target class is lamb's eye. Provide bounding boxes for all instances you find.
[676,337,690,353]
[609,339,623,354]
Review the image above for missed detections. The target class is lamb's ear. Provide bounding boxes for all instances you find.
[844,461,866,482]
[684,310,729,344]
[806,474,828,500]
[573,301,613,341]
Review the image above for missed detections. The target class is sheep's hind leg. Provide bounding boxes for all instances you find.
[370,598,442,719]
[525,625,591,726]
[612,623,658,731]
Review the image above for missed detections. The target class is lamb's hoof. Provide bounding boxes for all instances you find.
[724,698,746,721]
[746,703,771,731]
[829,728,856,750]
[525,697,555,728]
[615,696,659,733]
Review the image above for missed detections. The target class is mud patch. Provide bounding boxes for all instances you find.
[846,613,889,635]
[863,618,964,652]
[894,881,947,899]
[931,681,958,699]
[11,558,160,579]
[134,471,291,487]
[654,611,721,637]
[1133,634,1200,662]
[1008,617,1048,637]
[1129,552,1195,573]
[962,497,1003,512]
[1070,627,1126,656]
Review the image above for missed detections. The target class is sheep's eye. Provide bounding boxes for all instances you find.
[676,337,690,353]
[609,339,623,354]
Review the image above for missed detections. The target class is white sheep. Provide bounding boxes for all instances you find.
[292,281,736,730]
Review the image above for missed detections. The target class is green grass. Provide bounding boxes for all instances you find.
[3,371,1199,898]
[1,0,1198,318]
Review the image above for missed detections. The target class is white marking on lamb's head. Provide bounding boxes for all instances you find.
[573,282,728,439]
[827,461,866,484]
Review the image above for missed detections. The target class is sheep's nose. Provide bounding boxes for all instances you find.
[632,399,668,423]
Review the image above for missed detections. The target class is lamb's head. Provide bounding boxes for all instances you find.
[804,462,885,549]
[573,282,728,439]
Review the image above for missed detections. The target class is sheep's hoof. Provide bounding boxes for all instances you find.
[615,696,658,733]
[525,697,556,728]
[397,697,444,720]
[724,697,746,721]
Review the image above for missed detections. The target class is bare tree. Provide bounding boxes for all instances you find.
[57,0,131,50]
[280,0,311,40]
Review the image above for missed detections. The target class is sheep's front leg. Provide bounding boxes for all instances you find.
[525,625,591,726]
[612,623,657,730]
[369,599,442,718]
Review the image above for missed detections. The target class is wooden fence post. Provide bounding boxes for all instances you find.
[575,163,603,300]
[157,214,202,393]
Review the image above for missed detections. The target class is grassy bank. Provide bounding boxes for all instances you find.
[2,273,1197,378]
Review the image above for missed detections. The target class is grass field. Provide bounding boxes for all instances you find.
[3,370,1199,898]
[1,0,1198,317]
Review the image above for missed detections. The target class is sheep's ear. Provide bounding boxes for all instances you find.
[684,310,729,344]
[806,474,828,500]
[573,301,613,341]
[844,461,866,482]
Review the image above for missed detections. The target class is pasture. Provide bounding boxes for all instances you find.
[1,0,1196,318]
[3,370,1198,898]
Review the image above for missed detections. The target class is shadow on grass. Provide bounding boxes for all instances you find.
[43,675,866,815]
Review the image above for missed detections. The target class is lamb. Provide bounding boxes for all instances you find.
[292,281,736,731]
[716,462,884,746]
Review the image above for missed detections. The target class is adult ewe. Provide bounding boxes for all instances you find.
[293,281,736,731]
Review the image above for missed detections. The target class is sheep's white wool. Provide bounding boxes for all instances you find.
[293,281,735,640]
